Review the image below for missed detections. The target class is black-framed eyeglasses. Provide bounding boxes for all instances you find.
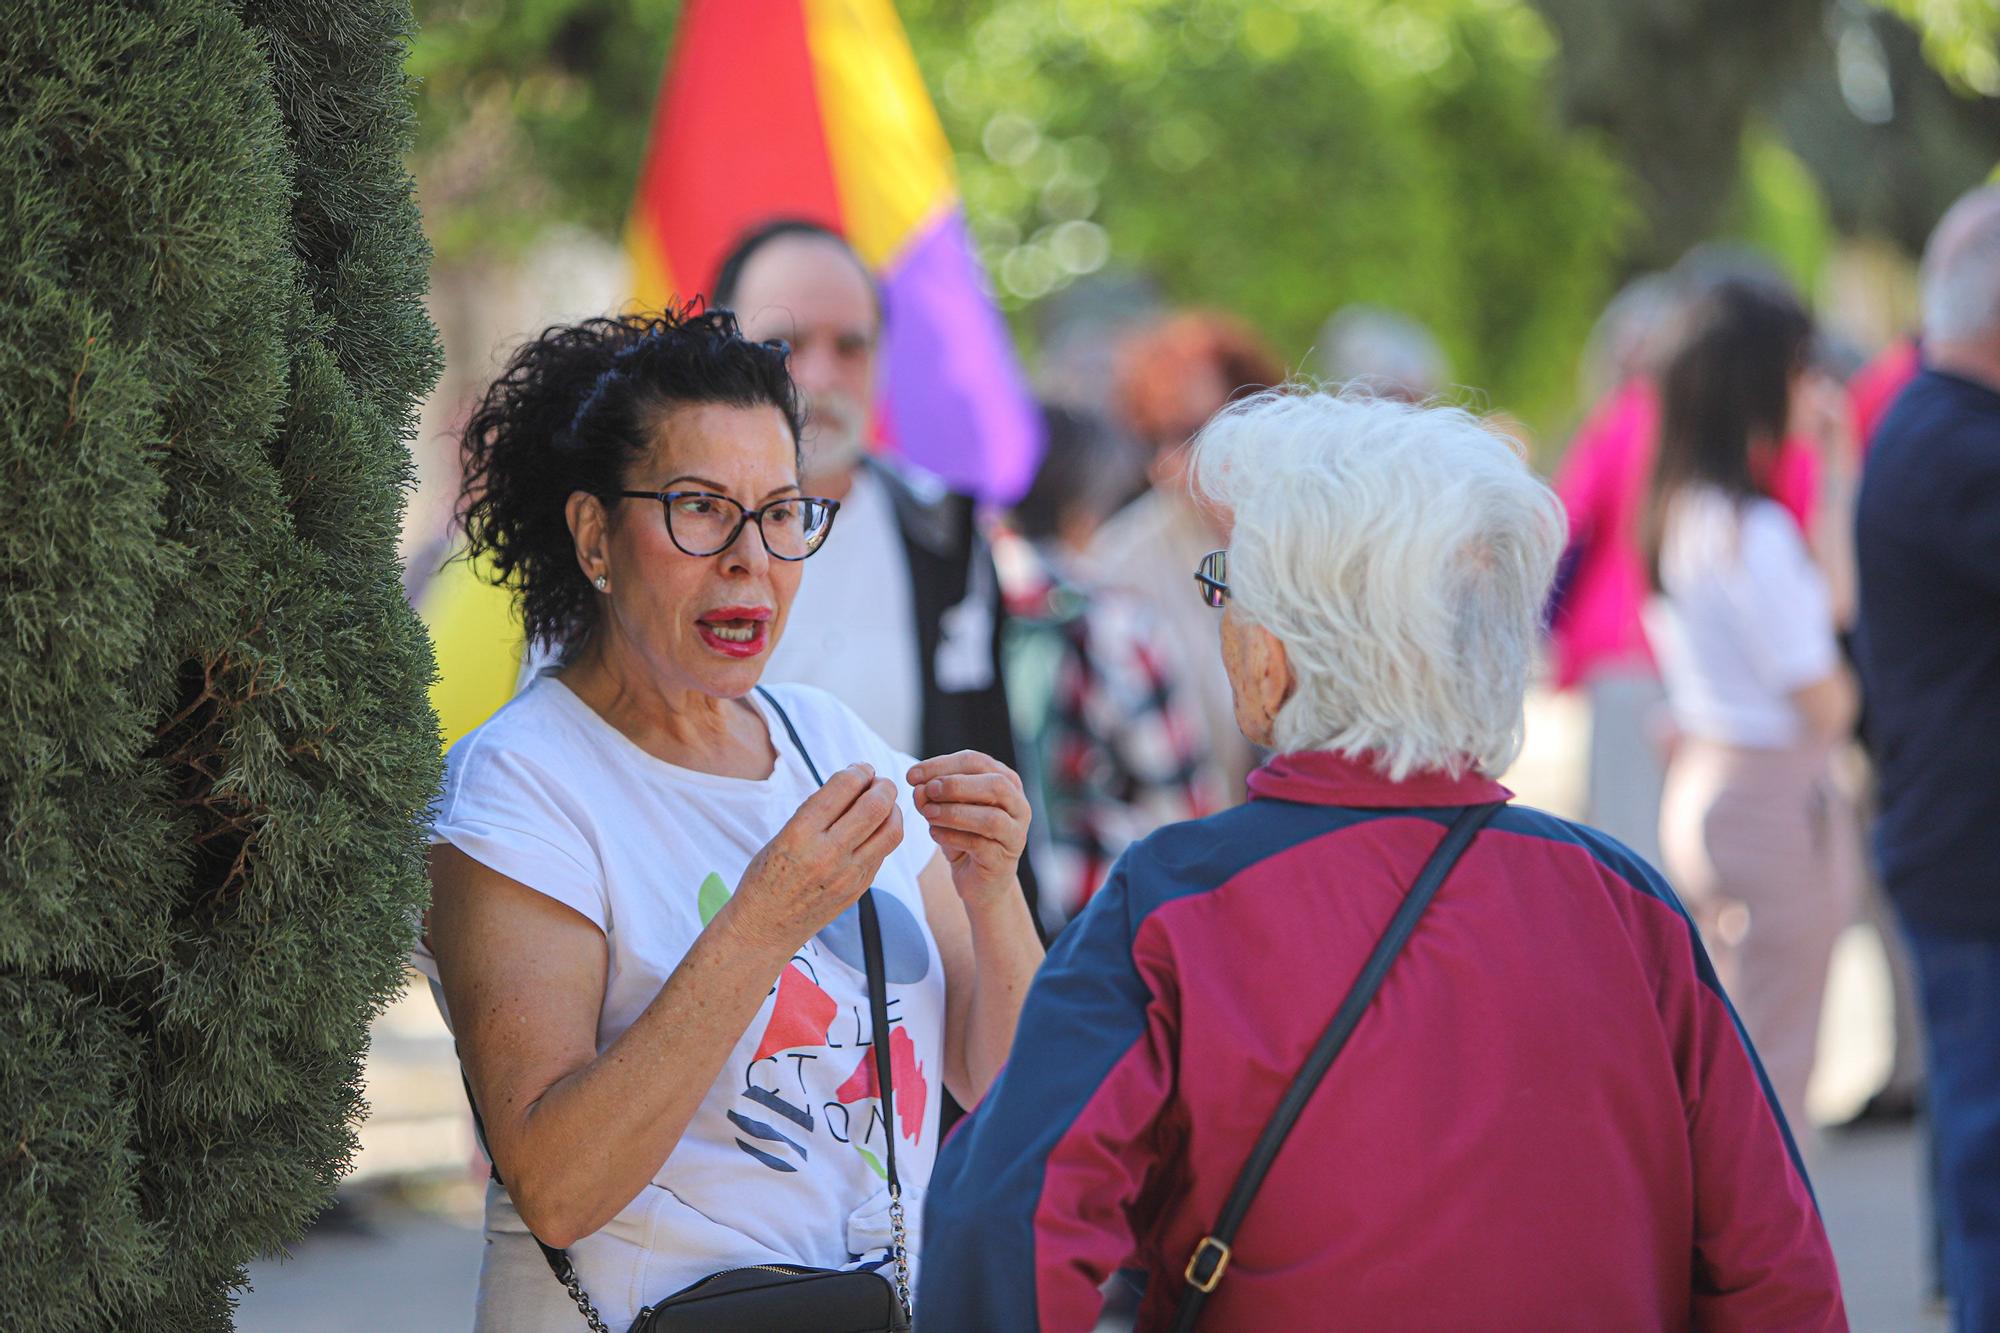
[617,490,841,561]
[1195,549,1228,608]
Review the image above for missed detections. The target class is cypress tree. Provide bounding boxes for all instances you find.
[0,3,442,1326]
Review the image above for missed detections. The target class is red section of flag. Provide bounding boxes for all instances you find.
[834,1025,928,1144]
[753,964,839,1062]
[630,0,845,302]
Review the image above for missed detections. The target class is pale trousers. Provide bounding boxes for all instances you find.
[1584,668,1668,870]
[1659,736,1863,1144]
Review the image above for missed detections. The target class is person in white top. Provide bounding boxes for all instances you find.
[1641,274,1863,1146]
[421,306,1044,1330]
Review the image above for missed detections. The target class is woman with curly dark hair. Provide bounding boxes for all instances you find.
[415,307,1044,1330]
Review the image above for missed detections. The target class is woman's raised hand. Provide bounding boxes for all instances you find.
[909,751,1031,908]
[722,764,904,956]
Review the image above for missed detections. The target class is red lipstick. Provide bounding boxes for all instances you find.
[695,605,773,659]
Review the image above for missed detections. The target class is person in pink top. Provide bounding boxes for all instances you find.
[1849,335,1921,449]
[1552,272,1819,871]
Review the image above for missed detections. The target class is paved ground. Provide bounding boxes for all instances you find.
[236,1114,1948,1331]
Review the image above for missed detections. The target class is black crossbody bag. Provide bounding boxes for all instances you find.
[1170,800,1504,1332]
[460,687,912,1333]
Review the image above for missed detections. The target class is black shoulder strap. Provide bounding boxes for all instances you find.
[1171,800,1505,1331]
[758,685,901,1199]
[455,686,905,1326]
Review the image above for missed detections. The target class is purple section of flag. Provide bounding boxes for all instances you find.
[877,207,1043,505]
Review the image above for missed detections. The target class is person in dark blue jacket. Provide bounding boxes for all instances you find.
[1855,183,2000,1333]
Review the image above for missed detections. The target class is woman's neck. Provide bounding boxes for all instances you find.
[557,634,775,780]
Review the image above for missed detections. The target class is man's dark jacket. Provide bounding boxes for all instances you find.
[867,458,1042,931]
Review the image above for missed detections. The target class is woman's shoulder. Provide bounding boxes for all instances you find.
[1735,495,1810,560]
[443,676,595,790]
[1094,801,1281,919]
[1663,487,1803,582]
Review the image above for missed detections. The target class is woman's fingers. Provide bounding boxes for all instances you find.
[913,800,1024,851]
[928,829,1020,878]
[794,763,877,835]
[915,772,1028,819]
[826,775,900,849]
[907,750,1021,790]
[926,825,1004,855]
[851,802,905,879]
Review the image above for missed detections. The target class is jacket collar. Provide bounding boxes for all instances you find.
[1246,749,1513,809]
[862,455,967,560]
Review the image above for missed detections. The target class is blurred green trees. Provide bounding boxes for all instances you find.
[1875,0,2000,93]
[906,0,1627,426]
[1,2,440,1324]
[407,0,1999,428]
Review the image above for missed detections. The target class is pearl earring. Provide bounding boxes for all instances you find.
[593,574,608,592]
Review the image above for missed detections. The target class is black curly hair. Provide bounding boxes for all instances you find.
[457,305,805,651]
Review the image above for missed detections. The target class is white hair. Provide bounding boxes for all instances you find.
[1192,389,1568,781]
[1922,185,2000,344]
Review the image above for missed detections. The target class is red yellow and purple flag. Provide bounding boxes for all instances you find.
[625,0,1042,504]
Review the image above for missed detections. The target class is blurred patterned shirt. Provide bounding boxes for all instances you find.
[997,534,1217,927]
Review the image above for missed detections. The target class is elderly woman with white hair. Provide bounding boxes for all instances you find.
[918,390,1845,1331]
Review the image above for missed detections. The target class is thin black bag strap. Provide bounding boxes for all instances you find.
[858,891,900,1197]
[1171,800,1505,1332]
[760,684,828,785]
[759,686,900,1198]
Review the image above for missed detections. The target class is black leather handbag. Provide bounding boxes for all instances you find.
[464,688,913,1333]
[1169,801,1504,1332]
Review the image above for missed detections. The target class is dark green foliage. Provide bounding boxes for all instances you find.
[1,2,442,1325]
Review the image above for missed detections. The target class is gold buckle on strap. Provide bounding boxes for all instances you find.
[1184,1236,1232,1293]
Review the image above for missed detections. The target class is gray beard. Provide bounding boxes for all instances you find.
[803,421,866,482]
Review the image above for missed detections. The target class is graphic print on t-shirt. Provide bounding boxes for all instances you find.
[753,966,840,1062]
[697,870,935,1179]
[813,891,931,983]
[834,1025,928,1145]
[697,871,730,926]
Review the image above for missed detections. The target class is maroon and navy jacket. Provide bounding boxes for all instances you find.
[918,751,1846,1330]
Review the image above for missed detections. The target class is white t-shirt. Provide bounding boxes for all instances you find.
[1644,488,1838,748]
[763,467,924,756]
[415,677,945,1330]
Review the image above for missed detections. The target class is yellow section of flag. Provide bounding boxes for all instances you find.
[802,0,959,269]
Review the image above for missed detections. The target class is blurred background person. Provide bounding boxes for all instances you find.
[1643,275,1864,1147]
[712,218,1042,927]
[1313,304,1451,402]
[1850,330,1923,449]
[1546,274,1683,869]
[1090,309,1284,804]
[1855,184,2000,1333]
[995,404,1217,931]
